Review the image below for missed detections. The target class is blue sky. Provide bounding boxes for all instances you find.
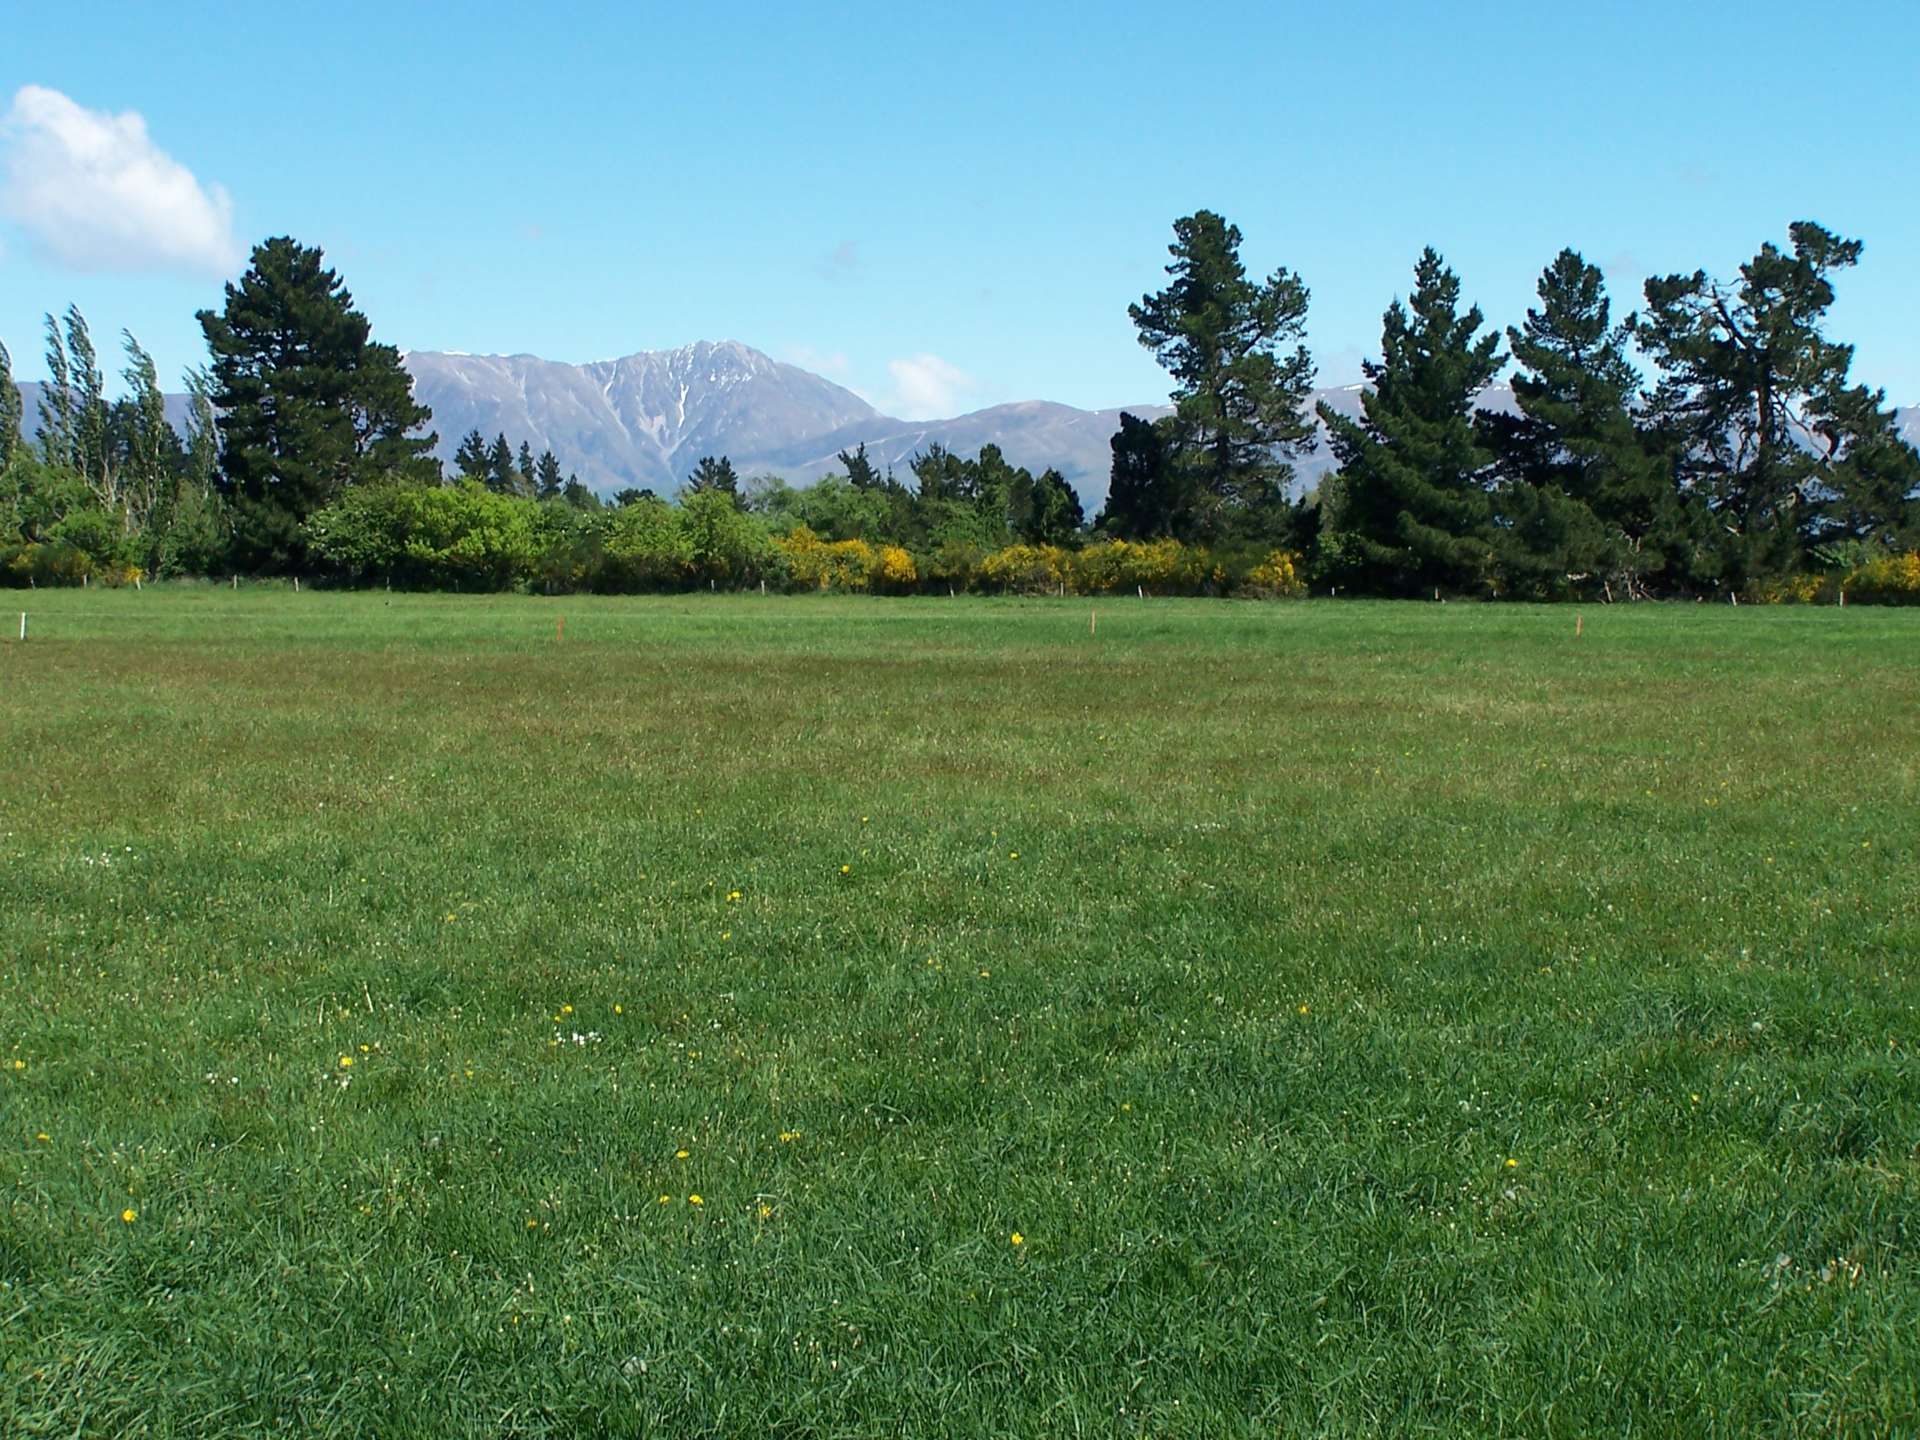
[3,1,1916,416]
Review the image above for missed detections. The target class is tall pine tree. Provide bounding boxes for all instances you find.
[535,449,564,499]
[1129,211,1315,539]
[1634,222,1905,584]
[198,236,438,571]
[454,429,491,479]
[1320,248,1504,596]
[1481,250,1693,597]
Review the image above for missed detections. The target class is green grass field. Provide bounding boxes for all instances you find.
[2,589,1916,1437]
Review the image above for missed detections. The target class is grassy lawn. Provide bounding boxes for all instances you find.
[1,588,1916,1437]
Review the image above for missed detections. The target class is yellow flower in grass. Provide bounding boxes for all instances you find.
[658,1194,672,1205]
[839,864,851,875]
[1505,1158,1519,1169]
[338,1055,353,1068]
[121,1208,138,1224]
[675,1148,690,1160]
[1010,1231,1024,1247]
[778,1131,800,1143]
[688,1194,704,1206]
[11,1059,24,1071]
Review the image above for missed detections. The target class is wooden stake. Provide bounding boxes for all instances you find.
[557,617,565,642]
[1575,614,1583,637]
[1090,608,1097,636]
[18,612,24,642]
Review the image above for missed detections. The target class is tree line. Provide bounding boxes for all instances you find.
[3,221,1916,601]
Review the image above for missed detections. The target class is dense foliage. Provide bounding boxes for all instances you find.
[4,220,1916,599]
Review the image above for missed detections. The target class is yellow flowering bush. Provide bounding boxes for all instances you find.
[1748,573,1832,605]
[777,526,876,591]
[874,544,918,593]
[1242,549,1306,599]
[979,544,1073,594]
[1843,550,1920,605]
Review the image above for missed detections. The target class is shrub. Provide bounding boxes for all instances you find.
[1842,551,1920,605]
[873,545,918,594]
[1241,548,1307,599]
[980,544,1072,594]
[777,526,876,592]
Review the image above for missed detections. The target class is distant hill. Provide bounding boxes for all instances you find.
[11,354,1916,515]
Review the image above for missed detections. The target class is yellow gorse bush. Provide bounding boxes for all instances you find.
[1844,550,1920,605]
[777,526,877,592]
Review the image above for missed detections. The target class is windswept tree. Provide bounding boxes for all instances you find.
[36,313,75,471]
[119,332,175,541]
[198,236,439,571]
[1130,210,1316,538]
[1635,221,1913,582]
[0,338,21,470]
[1320,248,1504,596]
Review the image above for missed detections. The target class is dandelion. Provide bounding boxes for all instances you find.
[979,969,991,978]
[1505,1158,1519,1168]
[358,1044,370,1053]
[1009,851,1019,860]
[658,1194,672,1205]
[614,1004,623,1015]
[861,815,869,824]
[758,1203,773,1220]
[560,1004,573,1016]
[527,1218,539,1229]
[1691,1093,1701,1104]
[726,890,742,902]
[721,931,731,941]
[840,864,851,875]
[688,1194,704,1206]
[121,1208,137,1224]
[1120,1103,1131,1113]
[675,1148,690,1159]
[11,1059,23,1071]
[1010,1232,1024,1246]
[779,1131,800,1143]
[444,912,458,923]
[338,1055,353,1068]
[36,1132,50,1142]
[1298,1004,1310,1015]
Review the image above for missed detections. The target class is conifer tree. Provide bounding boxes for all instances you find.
[1130,211,1316,537]
[485,434,516,494]
[198,236,438,570]
[685,455,742,507]
[1320,248,1504,595]
[454,429,491,479]
[1634,222,1907,583]
[517,441,536,493]
[120,332,175,540]
[65,307,111,502]
[1481,250,1692,597]
[1098,411,1185,539]
[535,449,564,499]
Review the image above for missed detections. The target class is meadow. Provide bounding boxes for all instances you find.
[1,588,1916,1437]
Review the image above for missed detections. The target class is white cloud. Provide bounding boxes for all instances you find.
[883,352,977,419]
[0,85,241,276]
[780,343,851,377]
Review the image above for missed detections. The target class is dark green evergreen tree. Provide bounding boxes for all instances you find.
[1129,210,1316,538]
[454,429,491,479]
[198,236,438,571]
[485,434,516,494]
[517,441,536,493]
[562,476,600,510]
[685,454,742,507]
[840,443,882,491]
[1097,411,1185,538]
[1480,250,1693,597]
[1808,384,1920,553]
[1320,248,1505,596]
[1635,222,1902,584]
[535,449,564,499]
[1010,467,1085,545]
